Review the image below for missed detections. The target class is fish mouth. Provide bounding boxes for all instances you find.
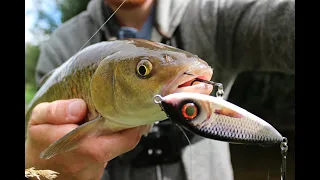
[161,69,214,96]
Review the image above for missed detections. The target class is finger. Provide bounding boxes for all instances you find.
[80,125,148,163]
[30,99,87,125]
[28,124,79,144]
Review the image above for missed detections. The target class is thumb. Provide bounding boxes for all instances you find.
[29,99,87,126]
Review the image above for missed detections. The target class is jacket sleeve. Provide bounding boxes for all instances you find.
[204,0,295,74]
[35,14,101,87]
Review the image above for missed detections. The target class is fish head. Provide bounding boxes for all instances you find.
[91,39,213,127]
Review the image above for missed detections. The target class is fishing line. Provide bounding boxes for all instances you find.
[177,125,193,180]
[77,0,128,53]
[154,95,194,179]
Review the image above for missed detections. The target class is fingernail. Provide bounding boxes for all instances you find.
[68,100,84,118]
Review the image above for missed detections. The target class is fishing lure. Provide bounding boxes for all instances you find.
[153,80,288,180]
[154,92,284,145]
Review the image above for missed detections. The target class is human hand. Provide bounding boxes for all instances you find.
[25,99,147,180]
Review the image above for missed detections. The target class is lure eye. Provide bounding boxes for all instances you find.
[181,103,198,119]
[137,59,152,78]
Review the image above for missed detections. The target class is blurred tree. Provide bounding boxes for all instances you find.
[30,0,61,37]
[32,9,59,35]
[25,44,40,86]
[59,0,91,23]
[25,43,40,104]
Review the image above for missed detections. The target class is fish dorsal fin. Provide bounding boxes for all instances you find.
[38,69,55,87]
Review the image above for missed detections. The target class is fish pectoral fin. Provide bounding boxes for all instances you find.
[40,115,105,160]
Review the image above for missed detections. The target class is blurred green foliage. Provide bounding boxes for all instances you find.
[25,44,40,105]
[60,0,91,23]
[25,44,40,87]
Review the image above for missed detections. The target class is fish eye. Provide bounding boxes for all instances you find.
[137,59,152,78]
[181,103,198,119]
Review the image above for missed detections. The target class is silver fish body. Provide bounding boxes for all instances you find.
[159,92,283,146]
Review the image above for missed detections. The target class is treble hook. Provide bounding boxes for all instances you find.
[191,78,225,98]
[280,137,288,180]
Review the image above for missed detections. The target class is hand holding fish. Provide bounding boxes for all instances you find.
[25,99,148,180]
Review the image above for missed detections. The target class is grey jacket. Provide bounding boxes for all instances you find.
[35,0,295,180]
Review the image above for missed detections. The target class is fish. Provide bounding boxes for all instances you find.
[157,92,284,146]
[25,38,214,159]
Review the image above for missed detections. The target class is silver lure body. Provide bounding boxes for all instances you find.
[159,92,283,146]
